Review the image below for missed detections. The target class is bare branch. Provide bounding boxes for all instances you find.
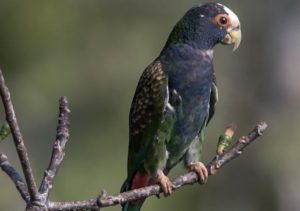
[0,153,30,202]
[0,69,39,202]
[48,122,268,211]
[39,97,70,202]
[48,199,99,211]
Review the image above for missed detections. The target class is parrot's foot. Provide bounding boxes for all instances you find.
[156,169,173,196]
[188,162,208,184]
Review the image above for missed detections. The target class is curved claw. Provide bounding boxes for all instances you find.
[156,169,173,196]
[188,162,208,184]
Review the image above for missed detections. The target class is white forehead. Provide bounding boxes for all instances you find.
[218,3,240,28]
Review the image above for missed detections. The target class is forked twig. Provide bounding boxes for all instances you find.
[0,69,39,202]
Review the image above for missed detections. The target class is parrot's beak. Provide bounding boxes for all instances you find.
[221,27,242,51]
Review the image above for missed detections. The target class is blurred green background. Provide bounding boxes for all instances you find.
[0,0,299,210]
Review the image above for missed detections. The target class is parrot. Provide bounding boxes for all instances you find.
[121,3,242,211]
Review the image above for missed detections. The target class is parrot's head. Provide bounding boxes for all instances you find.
[165,3,241,51]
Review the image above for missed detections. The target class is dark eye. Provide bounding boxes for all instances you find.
[214,14,230,28]
[219,17,228,25]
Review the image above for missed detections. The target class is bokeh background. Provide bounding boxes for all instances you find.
[0,0,299,210]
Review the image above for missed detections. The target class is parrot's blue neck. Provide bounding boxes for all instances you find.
[160,43,214,74]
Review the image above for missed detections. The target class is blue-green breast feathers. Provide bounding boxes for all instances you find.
[161,44,215,169]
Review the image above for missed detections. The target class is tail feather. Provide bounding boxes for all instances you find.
[120,178,129,193]
[122,200,145,211]
[121,172,150,211]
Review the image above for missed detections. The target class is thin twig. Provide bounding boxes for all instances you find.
[0,153,30,202]
[208,122,268,175]
[48,122,267,211]
[0,69,39,202]
[39,97,70,202]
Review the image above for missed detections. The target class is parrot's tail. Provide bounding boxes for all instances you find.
[121,172,151,211]
[121,200,145,211]
[120,179,145,211]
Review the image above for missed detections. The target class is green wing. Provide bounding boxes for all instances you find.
[128,61,168,178]
[207,77,218,124]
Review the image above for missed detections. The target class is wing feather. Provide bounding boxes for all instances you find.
[207,76,218,124]
[127,61,168,176]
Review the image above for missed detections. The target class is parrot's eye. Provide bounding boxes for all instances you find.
[220,17,227,25]
[214,14,230,28]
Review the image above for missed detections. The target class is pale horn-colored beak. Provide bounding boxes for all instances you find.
[221,27,242,51]
[230,28,242,51]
